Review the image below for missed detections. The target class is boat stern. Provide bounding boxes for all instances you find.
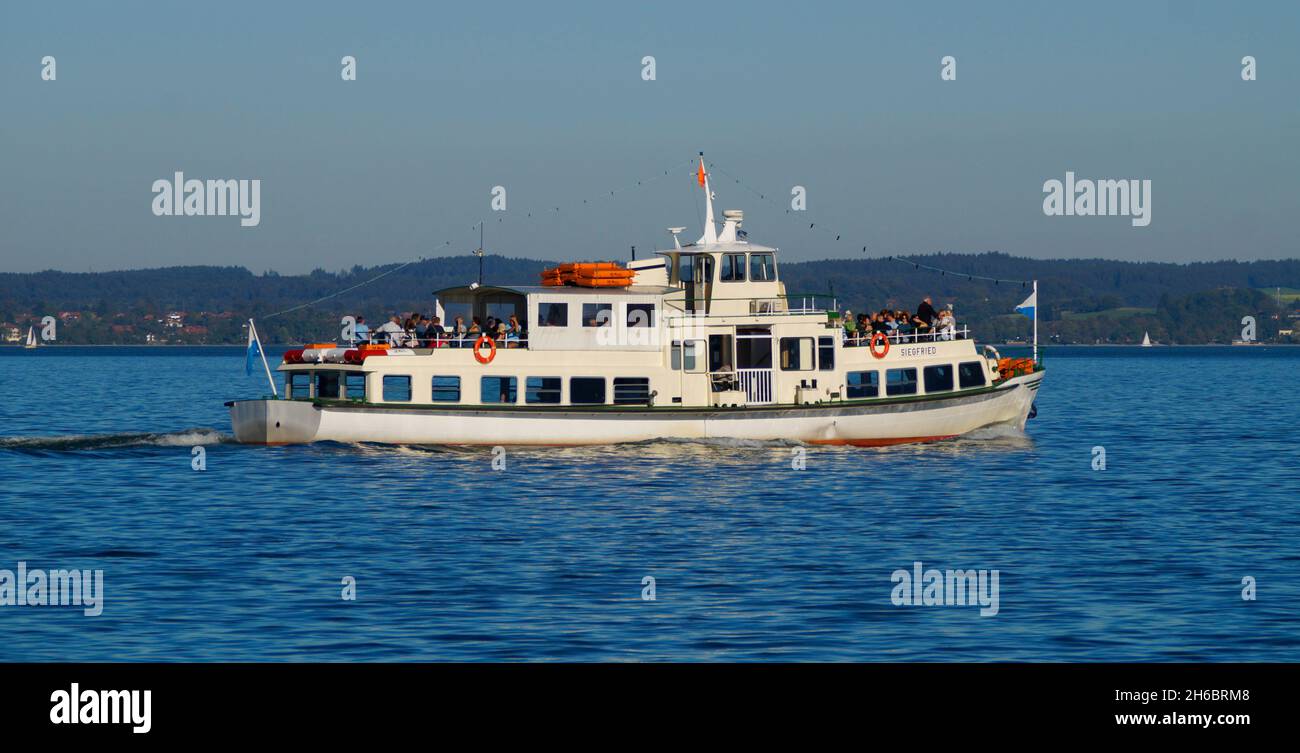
[227,399,322,444]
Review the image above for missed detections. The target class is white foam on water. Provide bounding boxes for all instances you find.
[0,428,232,451]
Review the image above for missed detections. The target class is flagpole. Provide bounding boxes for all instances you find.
[249,318,278,397]
[1032,280,1039,366]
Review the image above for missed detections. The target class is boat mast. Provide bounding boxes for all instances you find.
[1032,279,1039,364]
[696,153,717,246]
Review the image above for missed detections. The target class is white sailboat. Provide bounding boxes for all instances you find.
[23,326,37,349]
[1140,332,1151,347]
[229,156,1044,446]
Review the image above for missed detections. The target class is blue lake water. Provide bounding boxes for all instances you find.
[0,345,1297,661]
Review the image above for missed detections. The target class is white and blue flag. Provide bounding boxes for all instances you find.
[1015,290,1036,320]
[245,322,262,376]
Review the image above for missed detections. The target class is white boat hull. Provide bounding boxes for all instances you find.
[229,372,1042,446]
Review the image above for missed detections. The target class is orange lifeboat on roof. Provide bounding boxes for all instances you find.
[540,262,634,288]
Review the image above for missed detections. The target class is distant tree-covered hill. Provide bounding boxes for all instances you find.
[2,253,1297,345]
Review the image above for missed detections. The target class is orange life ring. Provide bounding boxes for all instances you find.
[473,335,497,364]
[869,331,890,359]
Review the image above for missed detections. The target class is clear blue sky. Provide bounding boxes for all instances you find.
[1,0,1296,273]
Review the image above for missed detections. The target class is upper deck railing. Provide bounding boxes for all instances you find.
[346,333,530,349]
[842,325,971,346]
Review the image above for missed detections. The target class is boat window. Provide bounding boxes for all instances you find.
[626,303,654,327]
[526,376,562,404]
[720,253,747,282]
[570,377,606,405]
[382,375,412,402]
[749,253,776,282]
[958,361,987,389]
[709,333,735,372]
[290,372,311,399]
[923,364,954,393]
[481,376,517,404]
[886,368,918,396]
[779,336,814,371]
[847,371,878,398]
[316,371,341,400]
[582,303,613,327]
[818,336,835,371]
[538,302,568,327]
[672,340,706,372]
[613,377,651,405]
[684,340,705,372]
[344,372,366,400]
[431,375,461,402]
[679,255,714,284]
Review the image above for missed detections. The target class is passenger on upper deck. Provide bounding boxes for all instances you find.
[353,315,370,344]
[505,314,524,348]
[375,315,404,345]
[425,316,445,347]
[450,316,467,347]
[915,296,938,331]
[842,310,857,344]
[936,308,956,340]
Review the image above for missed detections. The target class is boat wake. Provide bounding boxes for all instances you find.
[0,428,232,453]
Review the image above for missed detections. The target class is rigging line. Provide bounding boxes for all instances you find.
[886,256,1031,286]
[260,248,445,320]
[258,156,697,319]
[707,159,1032,286]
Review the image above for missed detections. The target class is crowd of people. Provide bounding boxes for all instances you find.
[351,313,527,348]
[841,296,961,345]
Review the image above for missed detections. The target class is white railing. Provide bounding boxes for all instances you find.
[736,368,773,405]
[842,326,970,346]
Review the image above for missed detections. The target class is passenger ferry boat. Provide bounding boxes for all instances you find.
[228,160,1043,446]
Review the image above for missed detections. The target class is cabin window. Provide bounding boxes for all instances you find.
[382,375,412,402]
[818,336,835,371]
[672,340,706,372]
[847,371,878,398]
[526,376,562,404]
[344,372,367,400]
[958,361,987,389]
[315,371,341,399]
[923,365,954,393]
[570,377,606,405]
[749,253,776,282]
[613,377,651,405]
[538,302,569,327]
[626,303,654,327]
[582,303,613,327]
[290,372,312,399]
[481,376,517,403]
[431,375,461,402]
[886,368,918,396]
[720,253,747,282]
[779,337,814,371]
